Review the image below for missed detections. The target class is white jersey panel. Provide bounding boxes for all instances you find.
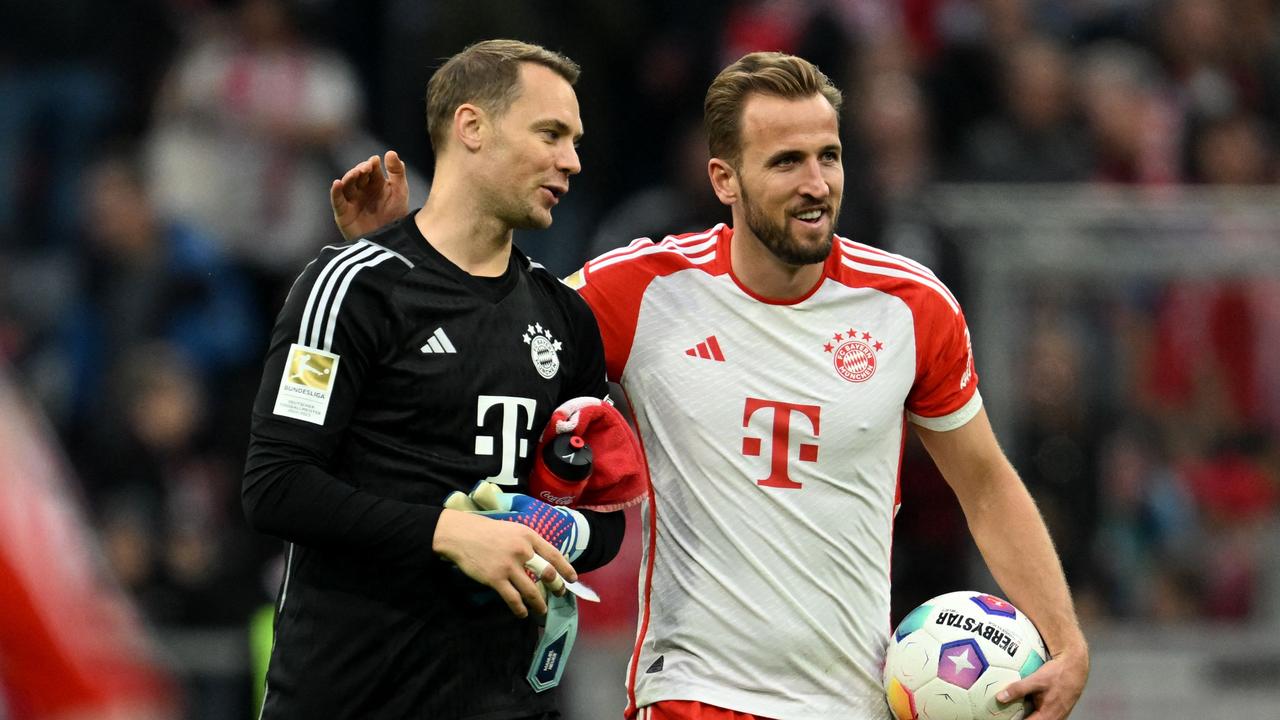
[624,268,929,719]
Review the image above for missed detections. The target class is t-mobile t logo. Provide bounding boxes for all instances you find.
[475,395,537,485]
[741,398,821,489]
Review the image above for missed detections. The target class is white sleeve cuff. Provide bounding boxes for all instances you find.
[907,390,983,432]
[563,507,591,562]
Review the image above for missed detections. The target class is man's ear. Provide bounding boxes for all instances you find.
[454,103,486,152]
[708,157,739,206]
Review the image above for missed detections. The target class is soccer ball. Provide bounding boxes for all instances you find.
[883,591,1048,720]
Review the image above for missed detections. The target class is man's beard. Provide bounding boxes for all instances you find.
[741,185,838,266]
[489,185,552,231]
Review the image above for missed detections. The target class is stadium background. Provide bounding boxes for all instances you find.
[1,0,1278,717]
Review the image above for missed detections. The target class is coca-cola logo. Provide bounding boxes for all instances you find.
[538,490,576,505]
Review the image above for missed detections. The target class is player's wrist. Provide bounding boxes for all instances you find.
[557,506,590,562]
[430,508,476,559]
[1047,619,1087,649]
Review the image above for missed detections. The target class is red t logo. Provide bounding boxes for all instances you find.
[741,398,821,489]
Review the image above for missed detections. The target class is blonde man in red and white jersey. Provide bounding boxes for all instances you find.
[331,51,1088,720]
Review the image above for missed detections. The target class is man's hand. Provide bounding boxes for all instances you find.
[432,508,578,618]
[445,482,591,561]
[330,151,411,241]
[995,643,1089,719]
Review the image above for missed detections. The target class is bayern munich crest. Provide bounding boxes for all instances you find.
[523,322,562,379]
[823,325,883,383]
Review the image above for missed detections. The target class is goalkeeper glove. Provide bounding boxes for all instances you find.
[444,481,591,562]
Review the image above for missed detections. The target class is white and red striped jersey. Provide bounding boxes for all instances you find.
[575,224,981,720]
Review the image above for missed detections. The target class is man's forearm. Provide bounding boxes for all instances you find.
[963,468,1087,657]
[243,432,442,571]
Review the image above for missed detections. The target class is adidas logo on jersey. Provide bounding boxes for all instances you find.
[684,335,725,362]
[420,328,456,354]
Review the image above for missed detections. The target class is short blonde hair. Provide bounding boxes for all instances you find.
[704,52,843,166]
[426,39,580,153]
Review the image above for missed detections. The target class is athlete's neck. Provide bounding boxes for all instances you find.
[415,183,512,277]
[728,224,826,301]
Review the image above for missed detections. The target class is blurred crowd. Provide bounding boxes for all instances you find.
[2,0,1279,713]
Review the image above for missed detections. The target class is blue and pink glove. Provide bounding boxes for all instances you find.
[444,481,590,562]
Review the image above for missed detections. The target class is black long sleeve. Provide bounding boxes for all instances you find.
[574,507,625,573]
[243,434,441,572]
[246,218,621,719]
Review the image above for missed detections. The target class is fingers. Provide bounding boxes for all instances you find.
[1022,699,1054,720]
[996,676,1037,705]
[337,161,366,203]
[531,536,577,583]
[385,150,405,177]
[523,554,566,597]
[491,562,546,618]
[443,490,479,512]
[995,682,1021,705]
[537,559,567,596]
[493,576,534,618]
[1020,692,1069,720]
[383,150,410,215]
[435,510,564,618]
[996,676,1058,720]
[357,155,385,198]
[330,179,346,214]
[470,481,504,511]
[385,150,408,202]
[513,561,548,616]
[336,156,383,202]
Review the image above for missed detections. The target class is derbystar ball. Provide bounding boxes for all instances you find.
[884,591,1048,720]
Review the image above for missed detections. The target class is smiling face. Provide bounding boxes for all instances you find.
[731,92,843,266]
[479,62,583,230]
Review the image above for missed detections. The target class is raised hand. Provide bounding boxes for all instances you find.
[330,151,411,241]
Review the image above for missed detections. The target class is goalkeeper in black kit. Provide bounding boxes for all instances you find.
[242,40,627,720]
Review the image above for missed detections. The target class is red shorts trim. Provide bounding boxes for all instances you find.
[633,700,772,720]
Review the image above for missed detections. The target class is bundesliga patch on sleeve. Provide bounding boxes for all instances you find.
[273,343,340,424]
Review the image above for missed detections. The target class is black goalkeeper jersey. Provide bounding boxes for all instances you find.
[244,213,620,719]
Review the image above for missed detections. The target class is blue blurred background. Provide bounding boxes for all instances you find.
[1,0,1278,718]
